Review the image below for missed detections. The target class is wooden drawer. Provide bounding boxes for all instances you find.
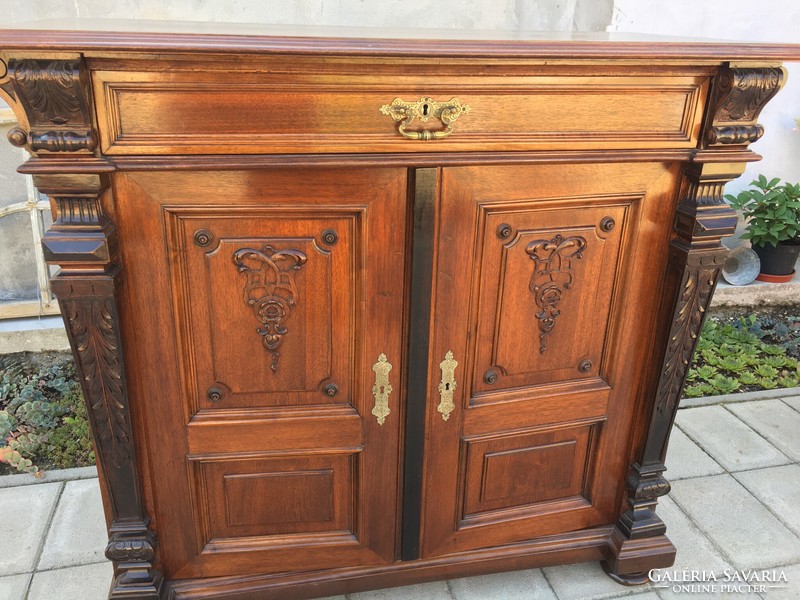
[92,62,709,155]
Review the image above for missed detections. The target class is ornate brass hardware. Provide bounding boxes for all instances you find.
[322,383,339,397]
[380,97,471,141]
[437,351,458,421]
[371,354,393,425]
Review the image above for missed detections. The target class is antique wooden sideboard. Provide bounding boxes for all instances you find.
[1,20,798,600]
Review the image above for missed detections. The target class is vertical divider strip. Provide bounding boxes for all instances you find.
[401,167,439,561]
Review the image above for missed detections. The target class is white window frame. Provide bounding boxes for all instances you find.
[0,107,59,319]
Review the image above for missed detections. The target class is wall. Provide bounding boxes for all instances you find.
[609,0,800,192]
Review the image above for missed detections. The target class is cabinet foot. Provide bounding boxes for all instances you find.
[600,562,650,586]
[603,527,675,583]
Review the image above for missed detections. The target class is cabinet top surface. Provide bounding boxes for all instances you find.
[1,18,799,61]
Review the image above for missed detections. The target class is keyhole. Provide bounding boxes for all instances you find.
[445,383,451,391]
[422,103,430,116]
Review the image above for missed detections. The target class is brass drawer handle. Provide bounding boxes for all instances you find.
[437,351,458,421]
[380,97,471,141]
[371,353,393,425]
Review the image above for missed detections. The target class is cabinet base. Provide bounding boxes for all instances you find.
[164,526,675,600]
[600,564,650,586]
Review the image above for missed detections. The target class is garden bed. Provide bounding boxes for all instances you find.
[685,305,800,398]
[0,351,94,475]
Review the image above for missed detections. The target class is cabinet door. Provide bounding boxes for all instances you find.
[113,168,408,579]
[420,163,678,557]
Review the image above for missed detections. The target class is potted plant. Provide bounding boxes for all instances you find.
[726,175,800,282]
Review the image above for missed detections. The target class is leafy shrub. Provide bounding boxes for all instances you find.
[683,314,800,399]
[726,176,800,247]
[0,354,93,473]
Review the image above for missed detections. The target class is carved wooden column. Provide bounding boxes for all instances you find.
[0,56,163,600]
[603,64,786,584]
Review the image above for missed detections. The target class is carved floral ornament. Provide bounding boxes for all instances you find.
[707,66,785,146]
[525,234,587,353]
[233,246,308,372]
[3,58,97,152]
[11,59,82,124]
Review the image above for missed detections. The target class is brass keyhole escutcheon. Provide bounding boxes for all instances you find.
[371,353,393,425]
[437,351,458,421]
[380,97,471,141]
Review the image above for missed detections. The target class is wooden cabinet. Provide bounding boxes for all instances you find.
[1,22,797,600]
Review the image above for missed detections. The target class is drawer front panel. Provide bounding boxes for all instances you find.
[93,66,708,154]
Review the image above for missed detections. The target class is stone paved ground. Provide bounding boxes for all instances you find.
[1,394,799,600]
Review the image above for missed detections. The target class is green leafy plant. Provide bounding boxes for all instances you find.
[726,176,800,247]
[0,354,93,474]
[683,313,800,399]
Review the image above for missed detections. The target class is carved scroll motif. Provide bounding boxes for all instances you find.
[706,67,785,147]
[525,234,587,353]
[654,253,724,416]
[5,58,97,153]
[233,246,307,371]
[60,295,132,468]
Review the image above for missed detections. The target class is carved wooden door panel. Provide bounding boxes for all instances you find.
[419,163,680,557]
[112,168,408,579]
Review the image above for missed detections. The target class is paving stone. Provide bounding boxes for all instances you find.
[0,573,30,600]
[754,562,800,600]
[37,479,108,570]
[670,474,800,570]
[653,496,760,599]
[0,482,61,575]
[543,560,649,600]
[449,568,555,599]
[0,467,97,489]
[350,580,453,600]
[782,395,800,413]
[27,562,112,600]
[664,427,724,480]
[734,464,800,537]
[726,400,800,461]
[675,406,789,471]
